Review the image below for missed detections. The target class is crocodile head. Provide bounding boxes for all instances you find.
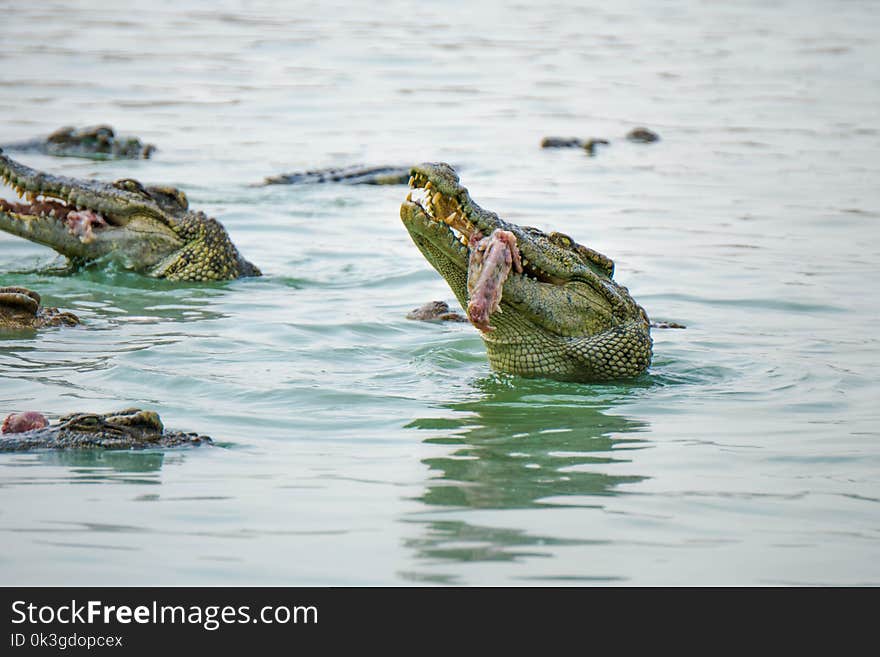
[0,286,79,329]
[0,150,260,281]
[400,163,652,381]
[0,408,212,451]
[43,125,156,159]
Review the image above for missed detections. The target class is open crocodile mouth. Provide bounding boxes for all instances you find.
[0,171,122,244]
[404,170,562,286]
[403,169,577,332]
[405,170,475,248]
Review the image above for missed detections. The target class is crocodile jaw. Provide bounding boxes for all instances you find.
[0,202,182,267]
[400,162,653,381]
[0,150,182,267]
[400,164,609,338]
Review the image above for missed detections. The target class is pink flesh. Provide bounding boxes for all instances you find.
[2,411,48,434]
[466,229,522,332]
[0,200,109,244]
[65,210,108,243]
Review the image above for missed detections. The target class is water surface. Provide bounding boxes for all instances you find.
[1,0,878,585]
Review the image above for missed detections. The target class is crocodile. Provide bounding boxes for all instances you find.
[541,137,610,156]
[0,286,80,329]
[541,127,660,154]
[263,165,411,186]
[406,300,467,323]
[400,163,652,381]
[626,127,660,143]
[2,125,156,160]
[0,408,212,452]
[0,150,260,281]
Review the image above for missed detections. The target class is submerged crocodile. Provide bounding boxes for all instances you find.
[0,150,260,281]
[625,127,660,143]
[0,408,212,452]
[406,300,467,323]
[0,286,79,329]
[2,125,156,160]
[541,137,610,156]
[263,165,411,186]
[400,163,652,381]
[541,127,660,154]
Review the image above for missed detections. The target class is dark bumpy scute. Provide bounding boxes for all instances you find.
[626,127,660,143]
[400,163,652,382]
[263,165,412,186]
[541,137,610,156]
[2,125,156,160]
[542,127,661,154]
[406,300,467,322]
[0,286,80,329]
[0,150,260,281]
[0,408,212,452]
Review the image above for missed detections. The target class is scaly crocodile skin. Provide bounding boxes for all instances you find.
[401,163,652,382]
[0,408,211,451]
[0,150,258,281]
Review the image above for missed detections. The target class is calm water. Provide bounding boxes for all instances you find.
[1,0,878,585]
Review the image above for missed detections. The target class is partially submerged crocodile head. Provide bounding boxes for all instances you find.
[0,150,260,281]
[400,163,652,381]
[0,286,79,329]
[263,165,411,186]
[3,125,156,160]
[0,408,212,451]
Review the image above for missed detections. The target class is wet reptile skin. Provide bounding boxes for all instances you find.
[0,286,79,329]
[0,150,259,281]
[1,125,155,160]
[400,163,652,382]
[0,408,211,452]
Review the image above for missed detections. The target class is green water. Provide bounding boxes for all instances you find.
[1,0,878,585]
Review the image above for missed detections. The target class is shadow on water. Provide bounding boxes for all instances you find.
[37,450,166,474]
[1,449,171,486]
[400,375,650,580]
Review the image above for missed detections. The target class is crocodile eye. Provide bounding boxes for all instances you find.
[74,416,101,429]
[113,178,148,195]
[549,232,573,248]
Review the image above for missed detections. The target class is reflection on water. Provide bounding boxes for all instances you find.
[412,378,648,510]
[36,449,167,477]
[404,377,648,569]
[1,449,169,487]
[405,520,598,565]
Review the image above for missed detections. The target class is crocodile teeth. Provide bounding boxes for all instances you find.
[408,176,414,187]
[406,192,413,202]
[424,180,433,190]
